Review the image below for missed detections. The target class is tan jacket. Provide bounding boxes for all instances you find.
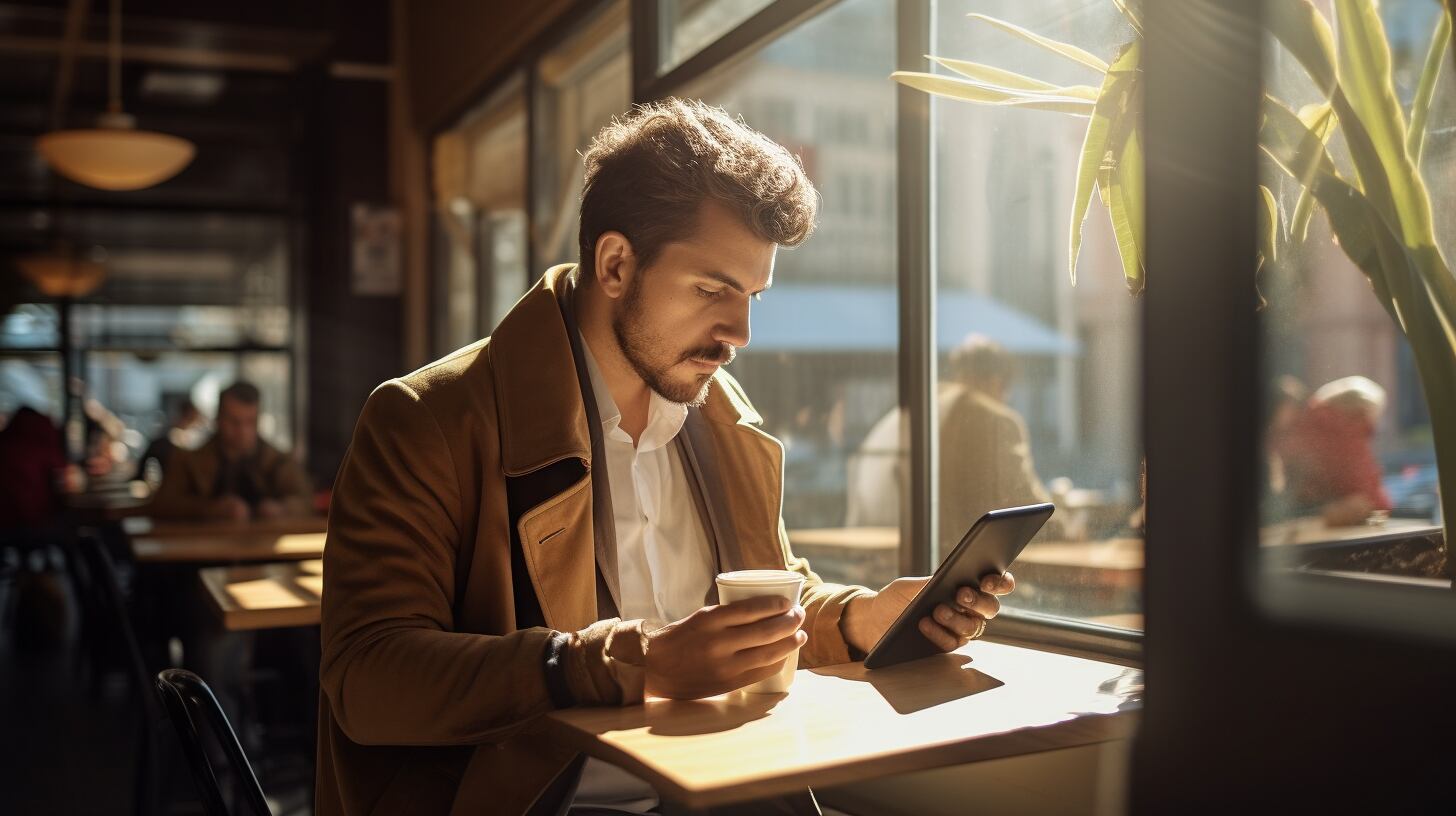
[148,436,313,520]
[317,265,872,816]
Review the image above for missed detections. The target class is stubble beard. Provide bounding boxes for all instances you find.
[611,276,723,407]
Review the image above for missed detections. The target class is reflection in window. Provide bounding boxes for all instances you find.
[660,0,776,75]
[1258,1,1450,584]
[928,0,1142,628]
[433,75,530,353]
[680,0,900,589]
[533,0,631,270]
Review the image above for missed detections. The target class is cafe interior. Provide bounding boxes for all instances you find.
[2,0,1455,813]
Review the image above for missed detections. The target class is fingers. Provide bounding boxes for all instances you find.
[980,571,1016,595]
[708,595,795,627]
[730,629,807,673]
[954,586,1001,620]
[724,606,805,649]
[917,617,961,652]
[934,604,987,640]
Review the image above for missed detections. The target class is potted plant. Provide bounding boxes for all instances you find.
[894,0,1455,581]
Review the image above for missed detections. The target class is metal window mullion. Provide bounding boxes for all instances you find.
[629,0,661,105]
[896,0,934,577]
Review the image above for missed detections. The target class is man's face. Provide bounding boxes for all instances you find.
[216,396,259,458]
[612,201,776,405]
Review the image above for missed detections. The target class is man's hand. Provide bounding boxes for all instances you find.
[210,496,251,523]
[644,596,807,700]
[841,571,1017,656]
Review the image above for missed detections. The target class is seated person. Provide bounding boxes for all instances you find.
[1278,375,1393,526]
[137,397,205,485]
[148,381,312,521]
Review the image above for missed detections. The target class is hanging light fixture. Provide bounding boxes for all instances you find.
[35,0,195,191]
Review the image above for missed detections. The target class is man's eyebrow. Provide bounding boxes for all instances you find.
[701,269,771,295]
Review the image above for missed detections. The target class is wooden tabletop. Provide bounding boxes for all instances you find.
[199,559,323,631]
[544,640,1140,808]
[130,530,327,563]
[122,515,328,539]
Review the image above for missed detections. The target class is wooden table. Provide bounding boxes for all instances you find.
[199,559,323,631]
[131,530,326,563]
[544,640,1140,809]
[122,515,328,539]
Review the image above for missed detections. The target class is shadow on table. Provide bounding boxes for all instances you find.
[644,692,787,737]
[811,653,1004,715]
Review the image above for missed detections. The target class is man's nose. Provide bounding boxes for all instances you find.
[715,297,751,350]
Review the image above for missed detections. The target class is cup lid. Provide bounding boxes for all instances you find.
[716,569,804,585]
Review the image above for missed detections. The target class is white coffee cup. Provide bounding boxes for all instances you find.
[715,569,806,694]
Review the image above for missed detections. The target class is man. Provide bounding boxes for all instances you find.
[848,336,1063,545]
[318,99,1015,816]
[149,381,312,521]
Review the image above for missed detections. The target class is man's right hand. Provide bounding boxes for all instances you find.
[643,596,807,700]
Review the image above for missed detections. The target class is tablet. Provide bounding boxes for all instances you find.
[862,503,1054,670]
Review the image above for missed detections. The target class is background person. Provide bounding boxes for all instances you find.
[148,381,312,521]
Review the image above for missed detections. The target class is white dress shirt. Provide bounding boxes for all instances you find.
[574,337,716,810]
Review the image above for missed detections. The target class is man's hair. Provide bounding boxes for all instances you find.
[218,381,261,409]
[949,335,1014,390]
[578,98,818,277]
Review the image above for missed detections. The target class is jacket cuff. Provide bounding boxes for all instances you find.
[801,584,877,668]
[563,618,648,707]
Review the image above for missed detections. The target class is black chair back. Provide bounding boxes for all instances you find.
[155,668,272,816]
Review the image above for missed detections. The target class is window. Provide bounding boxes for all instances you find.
[677,0,901,589]
[659,0,778,75]
[1256,1,1451,602]
[532,0,631,270]
[432,75,529,353]
[928,1,1142,628]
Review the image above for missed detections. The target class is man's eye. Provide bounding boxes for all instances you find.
[696,287,722,299]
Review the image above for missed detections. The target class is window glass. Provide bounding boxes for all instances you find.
[1258,2,1450,584]
[927,0,1142,628]
[433,75,529,353]
[533,0,631,270]
[660,0,777,75]
[678,0,900,589]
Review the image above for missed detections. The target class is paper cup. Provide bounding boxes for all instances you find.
[715,570,806,694]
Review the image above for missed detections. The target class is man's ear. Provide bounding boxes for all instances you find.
[593,231,637,300]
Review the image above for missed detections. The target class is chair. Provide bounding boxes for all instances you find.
[64,530,169,816]
[155,668,273,816]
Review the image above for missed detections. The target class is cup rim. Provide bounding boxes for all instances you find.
[715,569,805,586]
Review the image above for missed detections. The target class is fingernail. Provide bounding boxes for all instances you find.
[960,588,976,606]
[981,576,996,591]
[936,606,951,622]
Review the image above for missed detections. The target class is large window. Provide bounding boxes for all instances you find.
[679,0,901,589]
[532,0,631,270]
[1257,1,1451,605]
[928,1,1142,627]
[432,74,529,354]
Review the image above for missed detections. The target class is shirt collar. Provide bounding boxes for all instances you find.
[579,333,688,453]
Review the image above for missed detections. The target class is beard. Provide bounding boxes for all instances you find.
[611,275,735,406]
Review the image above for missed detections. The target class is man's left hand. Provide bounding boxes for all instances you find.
[842,572,1016,656]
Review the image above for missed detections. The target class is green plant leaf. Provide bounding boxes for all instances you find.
[1291,102,1336,241]
[1266,0,1339,94]
[927,57,1101,101]
[1108,126,1145,294]
[968,13,1110,72]
[1333,0,1436,247]
[890,71,1097,115]
[1257,184,1279,266]
[1069,42,1139,285]
[1406,6,1451,167]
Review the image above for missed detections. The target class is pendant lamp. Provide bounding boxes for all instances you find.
[35,0,195,191]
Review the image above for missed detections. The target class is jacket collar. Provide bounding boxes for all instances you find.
[489,264,761,476]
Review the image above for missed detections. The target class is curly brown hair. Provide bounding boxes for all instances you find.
[577,98,818,278]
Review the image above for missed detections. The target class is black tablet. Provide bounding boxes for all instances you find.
[862,503,1054,670]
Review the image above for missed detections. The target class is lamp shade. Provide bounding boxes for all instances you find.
[35,124,195,191]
